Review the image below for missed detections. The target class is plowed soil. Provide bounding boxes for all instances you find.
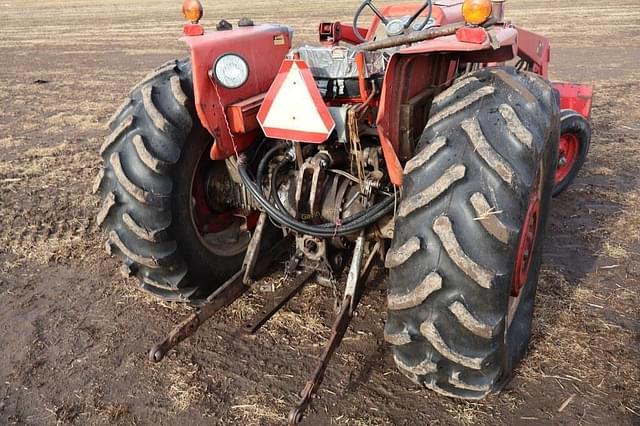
[1,1,638,425]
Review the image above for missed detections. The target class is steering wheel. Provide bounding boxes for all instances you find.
[352,0,433,43]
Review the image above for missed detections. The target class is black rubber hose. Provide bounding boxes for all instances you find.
[239,156,393,237]
[263,163,394,234]
[256,142,287,189]
[269,158,393,228]
[270,160,292,213]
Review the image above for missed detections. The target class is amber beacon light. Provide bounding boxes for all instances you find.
[182,0,203,24]
[462,0,493,25]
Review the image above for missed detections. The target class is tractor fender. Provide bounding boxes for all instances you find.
[376,26,518,186]
[181,25,292,160]
[553,82,593,119]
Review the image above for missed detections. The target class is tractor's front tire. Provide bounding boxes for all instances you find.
[552,109,591,197]
[385,67,559,398]
[94,59,246,302]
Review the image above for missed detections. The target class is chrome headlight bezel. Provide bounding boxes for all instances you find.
[213,53,249,89]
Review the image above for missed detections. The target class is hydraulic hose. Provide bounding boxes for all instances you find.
[269,159,393,229]
[256,142,287,189]
[270,160,293,213]
[239,156,393,237]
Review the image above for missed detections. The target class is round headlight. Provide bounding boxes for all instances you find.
[214,54,249,89]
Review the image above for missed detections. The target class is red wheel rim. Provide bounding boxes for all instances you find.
[555,133,579,184]
[191,155,235,235]
[189,150,256,256]
[511,187,541,297]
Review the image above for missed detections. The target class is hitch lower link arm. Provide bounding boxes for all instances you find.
[288,236,381,425]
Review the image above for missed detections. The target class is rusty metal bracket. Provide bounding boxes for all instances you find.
[148,267,247,363]
[287,239,381,425]
[345,231,365,314]
[243,212,268,284]
[352,240,381,313]
[148,236,291,363]
[288,296,352,425]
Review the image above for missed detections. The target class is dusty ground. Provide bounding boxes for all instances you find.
[0,0,639,424]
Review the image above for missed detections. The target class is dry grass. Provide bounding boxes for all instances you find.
[586,166,614,176]
[99,403,130,421]
[164,360,207,412]
[518,268,639,419]
[0,141,99,265]
[261,284,333,341]
[601,242,630,260]
[229,393,288,425]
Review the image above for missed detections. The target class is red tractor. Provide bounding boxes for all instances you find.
[95,0,593,422]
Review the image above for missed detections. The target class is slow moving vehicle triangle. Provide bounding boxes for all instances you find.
[258,60,335,143]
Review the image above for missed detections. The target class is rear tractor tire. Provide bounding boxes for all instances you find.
[385,67,560,399]
[94,59,249,302]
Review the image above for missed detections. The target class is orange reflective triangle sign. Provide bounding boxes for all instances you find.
[257,60,335,144]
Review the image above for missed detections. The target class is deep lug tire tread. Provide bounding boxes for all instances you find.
[386,67,560,399]
[95,58,236,302]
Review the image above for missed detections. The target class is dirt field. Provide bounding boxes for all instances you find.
[0,0,639,424]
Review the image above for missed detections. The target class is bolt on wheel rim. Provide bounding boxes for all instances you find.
[189,149,252,256]
[555,133,579,184]
[508,175,542,326]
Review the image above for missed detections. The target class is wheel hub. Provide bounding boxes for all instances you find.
[190,151,253,256]
[555,133,579,184]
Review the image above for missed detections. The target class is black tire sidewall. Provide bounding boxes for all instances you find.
[553,111,591,196]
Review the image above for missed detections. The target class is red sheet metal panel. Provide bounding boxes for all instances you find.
[554,82,593,119]
[182,25,292,160]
